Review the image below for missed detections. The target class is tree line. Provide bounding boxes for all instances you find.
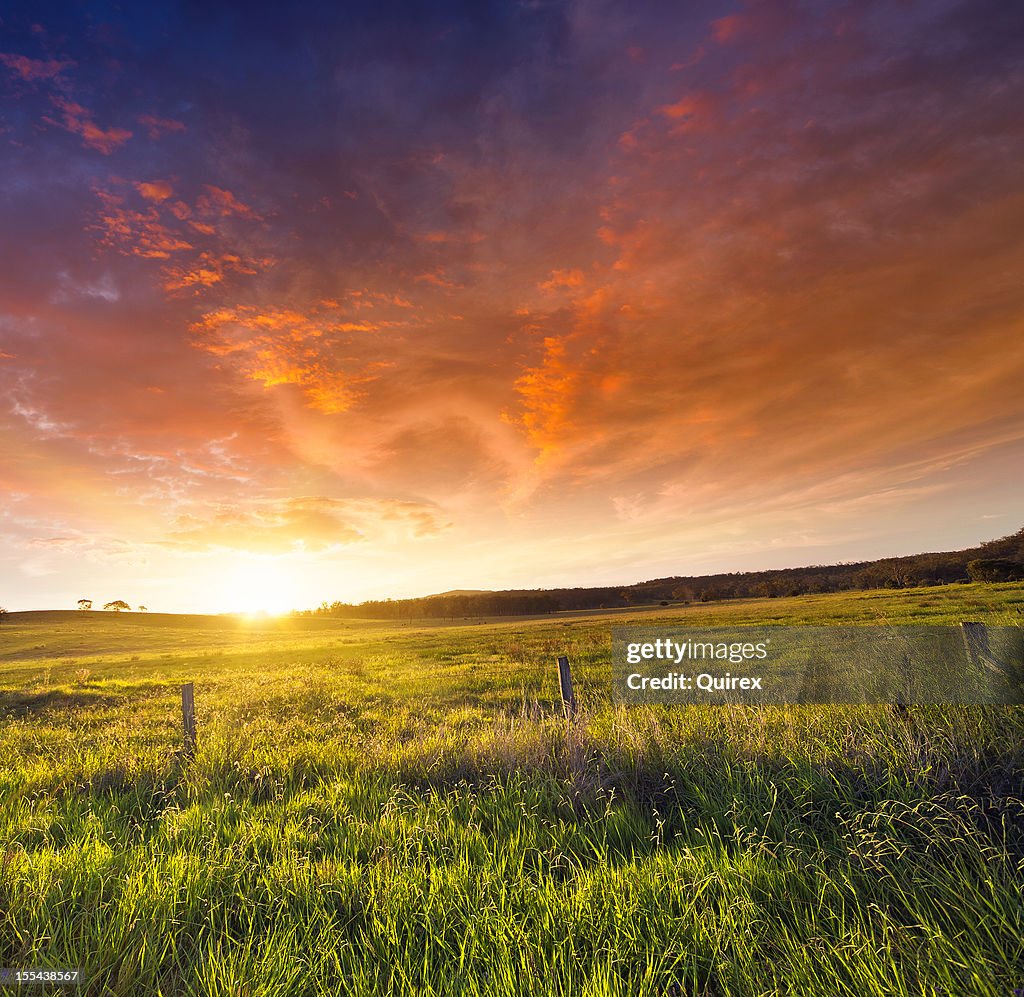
[296,526,1024,620]
[303,592,562,621]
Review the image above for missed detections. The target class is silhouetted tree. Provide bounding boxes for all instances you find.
[137,605,148,612]
[103,600,131,612]
[77,599,92,611]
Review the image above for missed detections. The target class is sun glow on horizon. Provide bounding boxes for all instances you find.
[209,558,301,617]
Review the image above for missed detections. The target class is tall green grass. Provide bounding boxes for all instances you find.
[1,584,1022,995]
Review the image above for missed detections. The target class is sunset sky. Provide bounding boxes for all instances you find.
[2,1,1023,614]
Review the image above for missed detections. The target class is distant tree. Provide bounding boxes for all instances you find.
[0,606,7,625]
[103,600,131,612]
[886,562,914,589]
[853,565,888,590]
[137,605,148,612]
[967,558,1023,583]
[77,599,93,611]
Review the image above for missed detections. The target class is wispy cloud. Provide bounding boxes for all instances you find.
[162,496,449,553]
[0,52,73,81]
[46,97,132,153]
[137,113,186,140]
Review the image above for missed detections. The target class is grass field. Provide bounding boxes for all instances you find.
[1,584,1023,996]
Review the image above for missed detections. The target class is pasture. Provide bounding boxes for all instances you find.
[1,584,1023,995]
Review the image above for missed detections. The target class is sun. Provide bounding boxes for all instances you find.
[215,558,298,617]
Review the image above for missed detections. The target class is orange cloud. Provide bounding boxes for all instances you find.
[248,354,353,415]
[413,269,460,289]
[190,304,384,414]
[193,305,376,340]
[94,190,192,259]
[418,228,484,245]
[539,268,585,291]
[513,336,581,458]
[345,290,415,310]
[92,183,271,292]
[47,97,131,154]
[196,185,261,220]
[162,252,267,292]
[135,180,174,203]
[162,264,222,291]
[300,379,352,415]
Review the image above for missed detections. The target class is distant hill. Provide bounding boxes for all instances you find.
[300,527,1024,620]
[0,610,230,627]
[0,610,340,631]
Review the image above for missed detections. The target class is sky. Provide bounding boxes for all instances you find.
[1,0,1023,614]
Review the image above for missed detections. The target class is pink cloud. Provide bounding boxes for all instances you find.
[137,113,186,139]
[47,97,131,154]
[711,14,747,44]
[657,92,719,133]
[0,53,72,81]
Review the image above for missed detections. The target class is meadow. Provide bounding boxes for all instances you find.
[1,584,1023,996]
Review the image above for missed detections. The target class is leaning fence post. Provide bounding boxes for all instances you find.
[892,655,909,716]
[181,682,196,760]
[961,621,991,672]
[556,655,577,722]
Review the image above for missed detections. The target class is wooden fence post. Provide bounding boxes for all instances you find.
[181,682,196,760]
[557,655,577,722]
[960,621,1024,704]
[961,621,993,673]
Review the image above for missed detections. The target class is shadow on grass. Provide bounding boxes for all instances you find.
[0,688,123,718]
